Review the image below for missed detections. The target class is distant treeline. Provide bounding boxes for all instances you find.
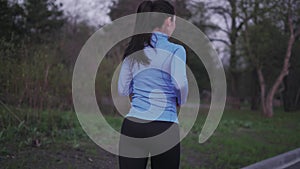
[1,0,300,115]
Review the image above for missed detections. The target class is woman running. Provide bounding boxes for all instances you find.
[118,1,188,169]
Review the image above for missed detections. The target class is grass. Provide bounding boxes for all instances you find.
[181,108,300,169]
[0,106,300,169]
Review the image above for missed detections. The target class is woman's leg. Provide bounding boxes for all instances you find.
[118,117,149,169]
[119,156,148,169]
[150,143,180,169]
[148,121,181,169]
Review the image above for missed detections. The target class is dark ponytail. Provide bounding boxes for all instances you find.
[123,0,175,65]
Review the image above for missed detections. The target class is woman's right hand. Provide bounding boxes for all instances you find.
[129,93,133,102]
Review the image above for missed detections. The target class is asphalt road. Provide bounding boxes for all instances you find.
[285,161,300,169]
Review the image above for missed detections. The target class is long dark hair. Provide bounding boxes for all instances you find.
[123,0,175,65]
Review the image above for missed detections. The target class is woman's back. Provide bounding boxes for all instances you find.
[118,31,188,123]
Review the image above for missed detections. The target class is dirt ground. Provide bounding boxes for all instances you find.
[1,141,119,169]
[1,140,201,169]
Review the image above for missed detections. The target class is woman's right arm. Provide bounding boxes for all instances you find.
[118,58,133,97]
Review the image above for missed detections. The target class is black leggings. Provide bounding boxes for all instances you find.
[118,117,180,169]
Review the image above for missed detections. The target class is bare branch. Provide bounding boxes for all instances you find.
[207,6,231,16]
[236,21,245,32]
[288,13,294,36]
[209,38,230,46]
[214,25,230,35]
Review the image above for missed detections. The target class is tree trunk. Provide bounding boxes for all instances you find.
[251,69,260,110]
[228,0,241,109]
[258,14,297,117]
[265,93,274,117]
[257,68,267,115]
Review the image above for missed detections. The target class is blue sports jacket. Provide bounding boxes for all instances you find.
[118,31,188,123]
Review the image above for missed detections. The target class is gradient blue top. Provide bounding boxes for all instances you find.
[118,31,188,123]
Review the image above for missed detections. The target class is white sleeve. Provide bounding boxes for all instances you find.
[118,58,133,96]
[171,46,188,105]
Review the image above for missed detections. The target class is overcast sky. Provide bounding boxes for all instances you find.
[57,0,113,27]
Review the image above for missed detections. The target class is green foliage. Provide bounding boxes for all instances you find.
[0,0,80,110]
[0,39,73,109]
[0,107,86,149]
[0,0,24,41]
[245,19,287,88]
[23,0,65,42]
[0,0,65,42]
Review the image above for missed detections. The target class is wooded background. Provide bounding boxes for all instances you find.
[1,0,299,117]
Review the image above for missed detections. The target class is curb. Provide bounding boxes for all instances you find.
[242,148,300,169]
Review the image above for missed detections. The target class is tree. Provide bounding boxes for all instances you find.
[242,0,300,117]
[23,0,65,42]
[206,0,279,109]
[0,0,24,41]
[206,0,246,104]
